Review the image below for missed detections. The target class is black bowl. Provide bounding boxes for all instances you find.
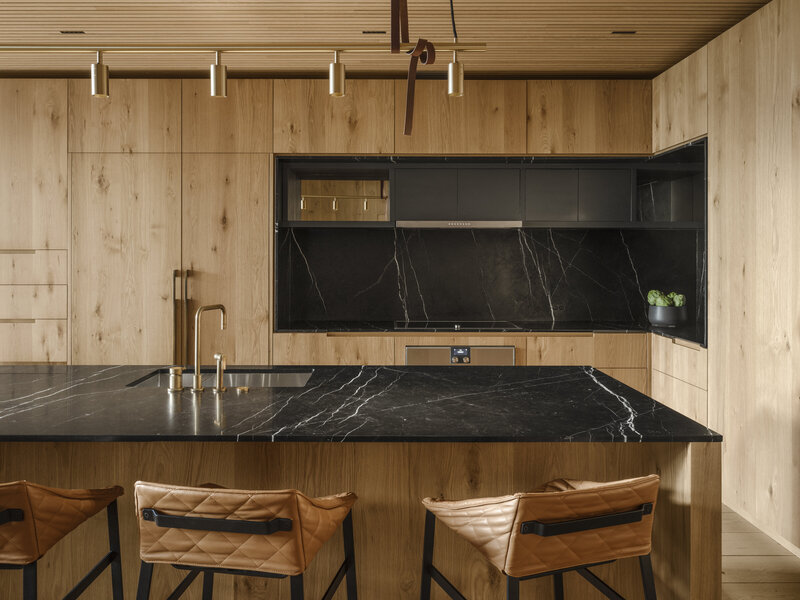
[648,305,688,327]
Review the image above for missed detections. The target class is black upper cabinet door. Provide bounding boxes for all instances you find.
[578,169,633,222]
[457,169,521,220]
[525,169,579,221]
[394,168,458,221]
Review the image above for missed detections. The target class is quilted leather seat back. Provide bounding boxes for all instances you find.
[423,475,659,579]
[135,482,356,576]
[505,475,660,577]
[0,480,123,565]
[0,482,37,565]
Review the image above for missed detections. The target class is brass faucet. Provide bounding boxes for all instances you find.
[193,304,227,392]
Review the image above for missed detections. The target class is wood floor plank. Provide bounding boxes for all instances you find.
[723,532,793,556]
[724,556,800,583]
[722,583,800,599]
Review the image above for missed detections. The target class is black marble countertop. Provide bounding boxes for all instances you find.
[278,320,706,346]
[0,365,719,443]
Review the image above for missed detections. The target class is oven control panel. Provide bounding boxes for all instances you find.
[451,346,471,364]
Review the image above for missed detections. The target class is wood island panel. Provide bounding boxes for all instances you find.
[0,441,720,600]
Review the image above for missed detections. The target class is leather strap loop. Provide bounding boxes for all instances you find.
[391,0,409,53]
[404,38,436,135]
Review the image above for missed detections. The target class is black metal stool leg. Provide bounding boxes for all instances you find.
[106,500,124,600]
[506,576,520,600]
[202,571,214,600]
[342,512,358,599]
[420,510,436,600]
[639,554,657,600]
[136,561,154,600]
[22,563,36,600]
[290,574,304,600]
[553,572,564,599]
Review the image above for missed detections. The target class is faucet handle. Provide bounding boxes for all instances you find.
[213,352,226,368]
[213,353,226,394]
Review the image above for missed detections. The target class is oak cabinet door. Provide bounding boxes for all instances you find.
[182,154,270,365]
[0,79,68,250]
[71,154,181,364]
[653,47,708,153]
[273,333,393,365]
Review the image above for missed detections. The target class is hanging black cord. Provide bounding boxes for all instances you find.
[449,0,458,41]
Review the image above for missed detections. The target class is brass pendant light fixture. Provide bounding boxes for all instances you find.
[210,51,227,97]
[447,0,464,97]
[329,50,346,97]
[90,50,109,97]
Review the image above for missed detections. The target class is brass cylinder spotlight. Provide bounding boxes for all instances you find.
[91,51,109,97]
[329,50,345,97]
[448,50,464,97]
[210,51,227,97]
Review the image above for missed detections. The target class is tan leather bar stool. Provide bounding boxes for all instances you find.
[420,474,660,600]
[134,481,358,600]
[0,480,124,600]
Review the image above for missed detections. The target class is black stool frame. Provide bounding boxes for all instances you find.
[420,503,657,600]
[136,509,357,600]
[0,500,124,600]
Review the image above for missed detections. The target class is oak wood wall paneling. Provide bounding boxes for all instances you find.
[0,285,67,319]
[68,79,180,152]
[0,250,67,285]
[0,79,68,250]
[272,333,394,365]
[603,368,649,395]
[593,333,648,368]
[0,320,67,363]
[182,154,270,365]
[651,369,709,426]
[651,333,708,390]
[182,79,272,153]
[393,80,527,155]
[70,153,181,364]
[708,0,800,547]
[0,440,719,599]
[652,47,709,153]
[527,80,652,155]
[526,333,595,366]
[273,79,394,154]
[394,335,528,366]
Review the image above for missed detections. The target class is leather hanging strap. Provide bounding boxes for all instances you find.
[403,38,435,135]
[391,0,409,53]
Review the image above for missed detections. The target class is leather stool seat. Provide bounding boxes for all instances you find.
[134,481,358,600]
[0,480,124,599]
[420,474,660,600]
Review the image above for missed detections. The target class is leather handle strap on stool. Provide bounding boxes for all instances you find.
[520,502,654,537]
[141,508,292,535]
[0,508,24,526]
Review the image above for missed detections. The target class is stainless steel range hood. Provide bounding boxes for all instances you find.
[396,220,522,229]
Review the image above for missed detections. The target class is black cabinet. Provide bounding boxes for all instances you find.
[525,169,579,221]
[578,169,633,222]
[394,169,458,221]
[458,169,520,220]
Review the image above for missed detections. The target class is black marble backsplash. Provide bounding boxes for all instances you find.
[276,227,705,336]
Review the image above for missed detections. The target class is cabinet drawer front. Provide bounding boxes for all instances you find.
[593,333,647,368]
[651,334,708,390]
[650,369,708,426]
[0,285,67,319]
[0,250,67,285]
[0,320,67,363]
[602,368,648,395]
[273,333,394,365]
[527,334,594,366]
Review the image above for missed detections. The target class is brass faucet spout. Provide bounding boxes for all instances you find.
[193,304,227,392]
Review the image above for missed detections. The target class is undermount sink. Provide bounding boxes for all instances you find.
[127,368,313,389]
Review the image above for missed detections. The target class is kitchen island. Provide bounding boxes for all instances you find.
[0,365,720,599]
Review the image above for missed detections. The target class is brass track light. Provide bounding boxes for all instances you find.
[448,50,464,97]
[329,50,345,97]
[210,51,227,97]
[91,51,109,97]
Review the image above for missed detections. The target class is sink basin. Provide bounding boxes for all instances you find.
[127,368,313,389]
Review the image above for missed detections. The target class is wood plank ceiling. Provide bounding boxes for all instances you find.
[0,1,770,77]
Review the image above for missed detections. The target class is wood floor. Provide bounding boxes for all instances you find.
[723,504,800,599]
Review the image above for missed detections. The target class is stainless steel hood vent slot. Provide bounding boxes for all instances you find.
[395,220,522,229]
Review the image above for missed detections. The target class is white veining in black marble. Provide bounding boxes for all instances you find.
[0,366,720,443]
